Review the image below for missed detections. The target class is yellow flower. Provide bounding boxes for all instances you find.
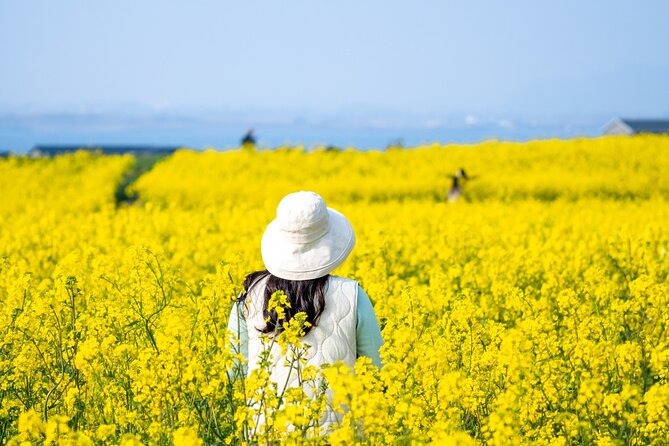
[2,137,669,444]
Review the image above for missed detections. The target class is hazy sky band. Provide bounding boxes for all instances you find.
[1,0,668,117]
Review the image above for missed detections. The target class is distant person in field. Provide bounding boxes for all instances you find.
[240,128,256,148]
[447,168,470,202]
[227,191,384,429]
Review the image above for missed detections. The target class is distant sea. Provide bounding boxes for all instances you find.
[0,112,608,153]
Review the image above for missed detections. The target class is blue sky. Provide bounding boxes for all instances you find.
[1,0,668,117]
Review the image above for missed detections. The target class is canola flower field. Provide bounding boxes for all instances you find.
[1,136,669,445]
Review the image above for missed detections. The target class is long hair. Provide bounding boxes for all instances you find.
[238,269,328,336]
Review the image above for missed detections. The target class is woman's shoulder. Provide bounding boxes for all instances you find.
[241,274,270,317]
[328,275,359,286]
[326,275,360,300]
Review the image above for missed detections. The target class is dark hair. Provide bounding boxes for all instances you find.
[238,269,328,336]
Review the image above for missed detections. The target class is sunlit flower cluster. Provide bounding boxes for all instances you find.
[1,136,668,445]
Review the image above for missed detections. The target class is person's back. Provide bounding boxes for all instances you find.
[244,274,358,376]
[227,191,383,431]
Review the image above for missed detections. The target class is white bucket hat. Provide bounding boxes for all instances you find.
[261,191,356,281]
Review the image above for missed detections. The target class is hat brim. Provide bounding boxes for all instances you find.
[261,208,355,281]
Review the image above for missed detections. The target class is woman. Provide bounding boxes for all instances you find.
[227,191,383,427]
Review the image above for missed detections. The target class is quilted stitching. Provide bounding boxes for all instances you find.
[244,275,358,427]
